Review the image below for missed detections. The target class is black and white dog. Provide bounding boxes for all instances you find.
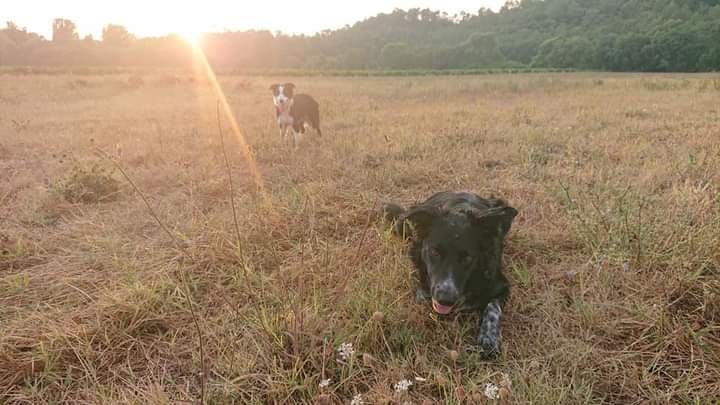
[269,83,322,146]
[383,192,518,358]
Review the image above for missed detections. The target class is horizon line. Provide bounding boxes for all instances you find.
[4,5,503,41]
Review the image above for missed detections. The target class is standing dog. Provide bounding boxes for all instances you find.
[383,192,518,358]
[269,83,322,146]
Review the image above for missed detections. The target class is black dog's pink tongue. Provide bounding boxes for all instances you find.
[432,299,453,315]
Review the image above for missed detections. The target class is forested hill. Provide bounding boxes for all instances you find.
[294,0,720,71]
[2,0,720,72]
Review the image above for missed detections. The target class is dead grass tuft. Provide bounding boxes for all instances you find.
[53,161,120,204]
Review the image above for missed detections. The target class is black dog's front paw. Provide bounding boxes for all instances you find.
[476,299,503,359]
[476,332,501,359]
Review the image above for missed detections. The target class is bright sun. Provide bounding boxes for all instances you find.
[178,29,204,45]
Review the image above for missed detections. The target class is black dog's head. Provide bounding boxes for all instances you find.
[402,203,517,314]
[269,83,295,107]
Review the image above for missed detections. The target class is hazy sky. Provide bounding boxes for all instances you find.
[6,1,506,39]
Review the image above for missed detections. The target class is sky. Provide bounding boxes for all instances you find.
[5,0,506,40]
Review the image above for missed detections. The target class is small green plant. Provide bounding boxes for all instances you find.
[11,119,30,132]
[54,161,120,203]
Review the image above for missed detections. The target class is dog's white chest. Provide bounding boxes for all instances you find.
[277,113,293,126]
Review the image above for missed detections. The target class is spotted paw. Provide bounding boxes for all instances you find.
[476,333,501,359]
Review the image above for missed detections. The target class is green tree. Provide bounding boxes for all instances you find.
[102,24,134,46]
[606,34,653,71]
[532,36,597,69]
[52,19,79,42]
[464,32,505,67]
[380,42,412,69]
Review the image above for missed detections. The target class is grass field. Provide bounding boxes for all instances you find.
[1,71,719,404]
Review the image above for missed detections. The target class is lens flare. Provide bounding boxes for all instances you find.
[189,44,266,195]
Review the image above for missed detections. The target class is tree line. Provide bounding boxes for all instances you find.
[1,0,719,72]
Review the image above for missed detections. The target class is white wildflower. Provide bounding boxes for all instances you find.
[414,376,427,382]
[393,379,413,392]
[484,382,500,400]
[350,394,364,405]
[318,378,331,388]
[337,342,355,360]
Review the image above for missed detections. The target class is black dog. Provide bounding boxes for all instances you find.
[383,191,518,357]
[269,83,322,145]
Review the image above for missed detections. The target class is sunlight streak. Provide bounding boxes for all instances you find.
[189,45,266,196]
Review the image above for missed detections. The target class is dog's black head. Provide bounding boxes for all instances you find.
[269,83,295,107]
[404,203,517,314]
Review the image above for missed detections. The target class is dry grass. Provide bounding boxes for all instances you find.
[1,71,719,404]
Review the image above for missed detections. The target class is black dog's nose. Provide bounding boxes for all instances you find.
[433,284,459,306]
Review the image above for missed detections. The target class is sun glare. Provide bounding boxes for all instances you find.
[178,29,204,45]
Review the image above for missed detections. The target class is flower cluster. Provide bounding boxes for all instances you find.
[393,379,413,392]
[484,382,500,400]
[337,342,355,361]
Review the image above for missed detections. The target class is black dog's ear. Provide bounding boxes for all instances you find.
[382,203,405,223]
[473,206,518,238]
[396,205,438,239]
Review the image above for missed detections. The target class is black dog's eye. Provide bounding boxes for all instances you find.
[429,247,441,257]
[458,252,472,264]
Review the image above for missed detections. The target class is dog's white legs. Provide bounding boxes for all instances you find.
[292,130,304,148]
[280,124,289,139]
